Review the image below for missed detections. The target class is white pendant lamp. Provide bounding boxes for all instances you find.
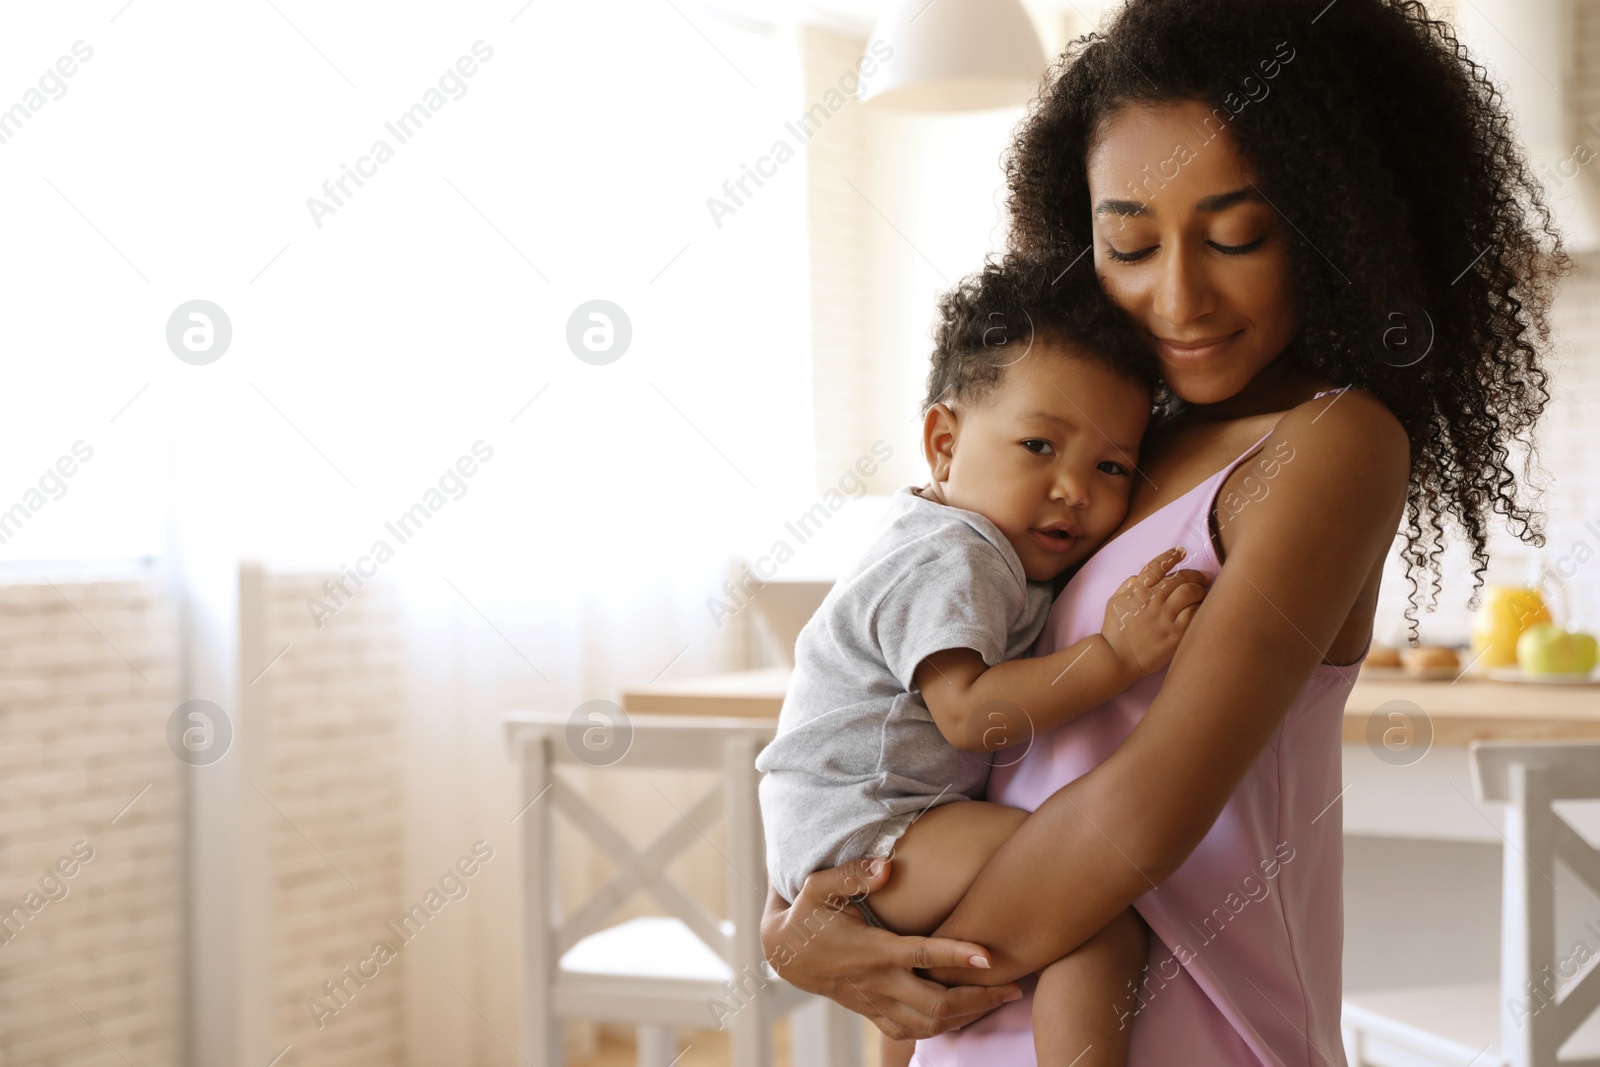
[856,0,1048,112]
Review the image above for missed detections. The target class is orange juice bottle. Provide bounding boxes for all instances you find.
[1470,557,1551,668]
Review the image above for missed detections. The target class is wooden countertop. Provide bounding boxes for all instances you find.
[622,668,1600,745]
[1340,674,1600,745]
[620,668,793,718]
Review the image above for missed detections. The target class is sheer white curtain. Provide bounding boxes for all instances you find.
[303,9,823,1061]
[3,1,817,1060]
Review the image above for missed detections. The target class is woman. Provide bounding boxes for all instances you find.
[760,0,1569,1062]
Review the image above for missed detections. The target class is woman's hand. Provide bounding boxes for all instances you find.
[759,856,1025,1040]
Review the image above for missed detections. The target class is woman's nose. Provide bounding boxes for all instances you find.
[1153,242,1216,326]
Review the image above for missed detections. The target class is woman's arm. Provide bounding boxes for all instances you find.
[758,857,1025,1039]
[920,391,1411,986]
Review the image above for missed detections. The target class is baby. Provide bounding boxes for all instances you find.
[754,259,1212,1067]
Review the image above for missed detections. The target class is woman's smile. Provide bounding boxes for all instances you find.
[1150,328,1245,365]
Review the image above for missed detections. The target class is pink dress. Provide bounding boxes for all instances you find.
[916,409,1367,1066]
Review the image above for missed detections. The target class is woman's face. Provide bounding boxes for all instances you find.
[1086,99,1299,405]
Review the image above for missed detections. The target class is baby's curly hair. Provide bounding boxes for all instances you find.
[923,256,1160,416]
[1004,0,1572,638]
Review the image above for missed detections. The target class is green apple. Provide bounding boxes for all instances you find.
[1516,623,1599,675]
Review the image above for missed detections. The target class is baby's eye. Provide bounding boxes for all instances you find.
[1022,439,1055,456]
[1098,460,1130,475]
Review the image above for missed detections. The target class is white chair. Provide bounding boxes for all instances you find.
[1342,740,1600,1067]
[505,709,862,1067]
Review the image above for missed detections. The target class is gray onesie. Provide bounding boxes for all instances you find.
[755,485,1057,904]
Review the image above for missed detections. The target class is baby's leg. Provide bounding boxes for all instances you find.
[864,801,1030,1063]
[879,1032,916,1067]
[862,799,1029,936]
[1032,907,1148,1066]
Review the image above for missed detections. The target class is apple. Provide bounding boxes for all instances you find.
[1516,623,1599,676]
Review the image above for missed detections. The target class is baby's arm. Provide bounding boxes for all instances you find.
[918,546,1210,754]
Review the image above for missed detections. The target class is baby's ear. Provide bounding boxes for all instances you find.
[922,402,958,481]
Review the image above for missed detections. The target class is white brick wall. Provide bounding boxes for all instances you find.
[261,573,405,1067]
[1524,0,1600,635]
[0,573,181,1067]
[1522,266,1600,627]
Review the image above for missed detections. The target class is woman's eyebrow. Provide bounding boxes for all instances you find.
[1092,186,1264,218]
[1094,198,1151,219]
[1195,187,1263,212]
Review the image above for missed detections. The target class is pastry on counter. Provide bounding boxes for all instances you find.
[1401,645,1460,673]
[1364,644,1401,669]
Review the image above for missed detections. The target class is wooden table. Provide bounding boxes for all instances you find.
[1341,674,1600,745]
[622,667,1600,844]
[623,668,1600,744]
[620,668,790,718]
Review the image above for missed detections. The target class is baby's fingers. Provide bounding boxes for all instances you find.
[1165,581,1208,620]
[1134,546,1188,587]
[1161,567,1212,591]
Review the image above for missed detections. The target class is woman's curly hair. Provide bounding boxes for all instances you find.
[1004,0,1572,638]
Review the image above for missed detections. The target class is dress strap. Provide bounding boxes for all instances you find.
[1222,429,1276,480]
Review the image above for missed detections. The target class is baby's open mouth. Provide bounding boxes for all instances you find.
[1031,527,1078,553]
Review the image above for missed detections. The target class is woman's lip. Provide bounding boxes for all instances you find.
[1030,529,1078,554]
[1153,330,1242,363]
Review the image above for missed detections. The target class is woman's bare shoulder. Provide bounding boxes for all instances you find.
[1278,386,1409,472]
[1248,386,1410,532]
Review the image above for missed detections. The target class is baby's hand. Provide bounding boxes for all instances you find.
[1101,547,1211,680]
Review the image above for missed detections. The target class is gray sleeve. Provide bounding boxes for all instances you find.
[1016,580,1059,652]
[872,540,1024,690]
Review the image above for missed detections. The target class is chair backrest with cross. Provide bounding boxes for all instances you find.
[505,708,858,1067]
[1341,740,1600,1067]
[1471,740,1600,1067]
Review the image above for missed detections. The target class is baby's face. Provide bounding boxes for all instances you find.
[926,345,1151,582]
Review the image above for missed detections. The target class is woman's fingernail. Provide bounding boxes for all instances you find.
[1003,989,1024,1002]
[967,954,990,968]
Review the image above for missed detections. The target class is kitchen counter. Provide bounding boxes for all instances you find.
[622,668,1600,744]
[620,667,792,718]
[1341,673,1600,744]
[619,667,1600,844]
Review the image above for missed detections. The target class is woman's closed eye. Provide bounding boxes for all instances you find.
[1103,234,1269,263]
[1212,234,1269,257]
[1103,243,1153,263]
